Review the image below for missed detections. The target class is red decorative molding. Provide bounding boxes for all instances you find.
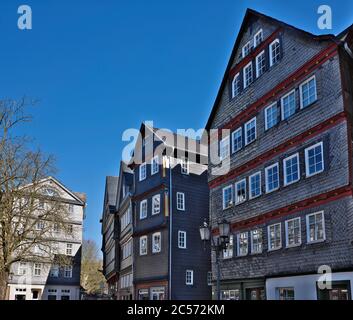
[229,28,283,78]
[209,112,347,189]
[212,186,353,236]
[220,42,338,134]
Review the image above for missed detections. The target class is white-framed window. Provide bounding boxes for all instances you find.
[264,103,278,130]
[50,265,59,278]
[285,217,302,247]
[207,271,212,286]
[265,163,279,193]
[231,128,242,153]
[67,224,73,234]
[53,223,60,233]
[281,90,296,120]
[237,232,248,256]
[235,179,247,204]
[186,270,194,285]
[64,265,73,278]
[223,235,234,259]
[151,156,159,175]
[34,263,42,276]
[269,39,281,66]
[139,162,147,181]
[245,117,257,145]
[249,172,261,199]
[256,50,266,78]
[268,223,282,251]
[122,240,133,260]
[178,231,186,249]
[176,192,185,211]
[139,236,148,255]
[222,185,233,210]
[306,211,326,243]
[152,232,161,253]
[243,62,253,88]
[18,262,28,275]
[283,153,300,186]
[66,243,73,256]
[305,142,324,177]
[68,204,74,213]
[251,229,263,254]
[152,194,160,215]
[242,41,251,58]
[121,206,132,231]
[254,29,263,47]
[140,199,148,220]
[220,136,230,160]
[278,288,295,300]
[181,157,189,175]
[38,200,45,210]
[300,76,317,109]
[232,73,241,98]
[36,220,45,231]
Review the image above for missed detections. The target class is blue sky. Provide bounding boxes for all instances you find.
[0,0,352,249]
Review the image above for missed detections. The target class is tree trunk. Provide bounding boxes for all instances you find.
[0,270,9,300]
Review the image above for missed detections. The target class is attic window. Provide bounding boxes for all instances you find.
[242,41,252,58]
[254,29,263,47]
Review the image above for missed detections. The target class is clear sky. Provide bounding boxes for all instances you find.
[0,0,352,248]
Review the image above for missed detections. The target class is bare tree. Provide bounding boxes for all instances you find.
[0,98,70,300]
[81,239,105,295]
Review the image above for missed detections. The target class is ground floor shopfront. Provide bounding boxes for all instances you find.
[218,278,266,300]
[135,280,168,300]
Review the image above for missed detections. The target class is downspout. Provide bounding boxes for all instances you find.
[168,155,173,300]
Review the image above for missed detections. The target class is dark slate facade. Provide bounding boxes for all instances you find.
[205,9,353,300]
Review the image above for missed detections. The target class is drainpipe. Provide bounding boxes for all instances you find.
[168,156,173,300]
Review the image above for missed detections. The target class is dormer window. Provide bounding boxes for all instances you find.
[232,73,241,98]
[181,157,189,175]
[254,29,263,47]
[269,39,281,66]
[242,41,252,58]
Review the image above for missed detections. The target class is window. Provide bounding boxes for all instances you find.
[249,172,261,199]
[152,195,160,215]
[68,204,74,213]
[283,153,300,186]
[50,265,59,278]
[242,41,251,58]
[220,136,230,160]
[222,185,233,210]
[269,39,281,66]
[67,224,73,234]
[285,218,301,247]
[150,287,165,300]
[245,117,257,145]
[243,62,253,88]
[181,157,189,175]
[53,223,60,233]
[265,163,279,193]
[34,263,42,276]
[140,200,148,219]
[66,243,73,256]
[139,162,147,181]
[281,90,296,120]
[278,288,295,300]
[36,220,45,231]
[18,262,28,275]
[251,229,263,254]
[38,200,45,210]
[186,270,194,285]
[140,236,148,255]
[223,235,234,259]
[300,76,317,109]
[232,73,241,98]
[256,51,266,78]
[64,265,72,278]
[152,232,161,253]
[178,231,186,249]
[268,223,282,251]
[176,192,185,211]
[207,271,212,286]
[122,240,132,260]
[231,128,242,153]
[235,179,247,204]
[221,289,241,300]
[305,142,324,177]
[151,156,159,175]
[265,103,278,130]
[254,29,263,47]
[121,206,132,231]
[237,232,248,256]
[306,211,326,243]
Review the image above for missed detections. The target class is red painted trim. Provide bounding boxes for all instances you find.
[229,28,283,78]
[209,112,347,189]
[212,186,353,236]
[219,43,338,134]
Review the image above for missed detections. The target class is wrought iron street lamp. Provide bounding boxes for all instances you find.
[199,219,230,300]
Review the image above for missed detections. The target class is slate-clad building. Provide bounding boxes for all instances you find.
[130,123,211,300]
[205,9,353,300]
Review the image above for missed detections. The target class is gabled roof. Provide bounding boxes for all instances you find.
[205,8,337,130]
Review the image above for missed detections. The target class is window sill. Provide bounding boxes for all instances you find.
[307,239,326,245]
[306,170,324,179]
[283,179,300,187]
[285,243,302,249]
[268,247,282,252]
